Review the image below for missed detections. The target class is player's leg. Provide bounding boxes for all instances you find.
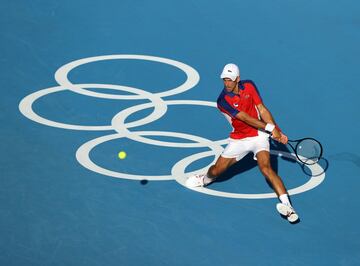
[256,150,299,222]
[256,150,287,196]
[205,156,238,183]
[185,156,237,187]
[186,139,248,188]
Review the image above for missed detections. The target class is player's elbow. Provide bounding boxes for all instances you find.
[257,104,268,115]
[235,111,248,122]
[260,108,269,116]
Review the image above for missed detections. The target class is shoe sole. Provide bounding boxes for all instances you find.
[185,181,203,188]
[185,176,204,188]
[288,213,299,223]
[276,203,299,223]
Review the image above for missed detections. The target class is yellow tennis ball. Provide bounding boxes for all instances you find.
[118,151,127,159]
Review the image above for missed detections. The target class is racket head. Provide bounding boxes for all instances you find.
[289,138,323,165]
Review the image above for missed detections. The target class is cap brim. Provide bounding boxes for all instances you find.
[220,73,237,81]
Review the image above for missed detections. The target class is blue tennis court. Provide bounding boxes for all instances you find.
[1,1,360,265]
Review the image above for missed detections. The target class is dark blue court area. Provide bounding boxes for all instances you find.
[1,1,360,265]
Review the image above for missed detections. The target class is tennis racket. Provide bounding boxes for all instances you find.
[286,138,323,165]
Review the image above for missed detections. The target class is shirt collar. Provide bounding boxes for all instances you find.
[239,81,245,90]
[223,81,244,96]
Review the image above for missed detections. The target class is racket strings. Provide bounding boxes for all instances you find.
[295,139,322,164]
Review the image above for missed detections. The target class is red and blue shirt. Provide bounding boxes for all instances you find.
[217,80,263,139]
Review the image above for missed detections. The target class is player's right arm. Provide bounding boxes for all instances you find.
[235,111,273,134]
[234,112,282,141]
[217,92,273,133]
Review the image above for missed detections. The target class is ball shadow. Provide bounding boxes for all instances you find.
[140,179,148,185]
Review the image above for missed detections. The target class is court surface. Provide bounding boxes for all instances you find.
[1,1,360,265]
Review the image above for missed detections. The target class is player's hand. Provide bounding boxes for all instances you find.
[279,132,288,144]
[271,128,282,141]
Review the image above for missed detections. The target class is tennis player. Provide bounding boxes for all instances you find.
[186,63,299,223]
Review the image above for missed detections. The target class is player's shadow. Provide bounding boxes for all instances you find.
[214,141,297,185]
[214,140,329,183]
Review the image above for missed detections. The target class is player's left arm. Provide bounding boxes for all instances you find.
[256,103,288,144]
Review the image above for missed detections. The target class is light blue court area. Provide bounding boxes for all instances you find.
[1,1,360,265]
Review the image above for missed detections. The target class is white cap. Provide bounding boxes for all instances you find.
[220,63,240,81]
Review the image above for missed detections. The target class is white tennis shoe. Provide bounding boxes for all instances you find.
[185,174,206,188]
[276,203,299,223]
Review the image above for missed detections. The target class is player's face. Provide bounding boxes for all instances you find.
[223,77,239,92]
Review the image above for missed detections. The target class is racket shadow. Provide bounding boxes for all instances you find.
[272,141,329,176]
[301,157,329,177]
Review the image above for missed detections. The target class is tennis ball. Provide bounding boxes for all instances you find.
[118,151,127,159]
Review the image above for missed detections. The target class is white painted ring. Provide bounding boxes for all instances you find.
[173,150,326,199]
[18,83,166,131]
[54,54,200,99]
[111,99,229,147]
[76,132,224,181]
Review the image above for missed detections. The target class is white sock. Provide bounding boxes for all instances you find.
[279,194,292,207]
[203,175,214,185]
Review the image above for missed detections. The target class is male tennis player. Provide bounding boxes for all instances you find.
[186,63,299,223]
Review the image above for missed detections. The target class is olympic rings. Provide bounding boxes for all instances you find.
[18,54,326,200]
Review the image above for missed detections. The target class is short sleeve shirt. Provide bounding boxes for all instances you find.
[217,80,263,139]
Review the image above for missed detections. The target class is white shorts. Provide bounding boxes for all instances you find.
[221,131,270,161]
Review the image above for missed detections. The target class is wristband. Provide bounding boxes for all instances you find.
[265,123,275,133]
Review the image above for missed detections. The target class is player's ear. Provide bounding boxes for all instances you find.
[235,76,240,83]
